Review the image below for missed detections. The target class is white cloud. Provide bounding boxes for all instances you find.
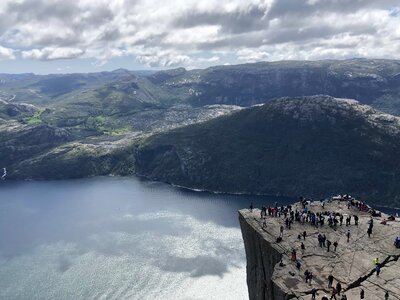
[0,45,14,59]
[0,0,399,67]
[21,47,85,60]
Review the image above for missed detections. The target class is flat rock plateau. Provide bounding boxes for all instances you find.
[239,200,400,300]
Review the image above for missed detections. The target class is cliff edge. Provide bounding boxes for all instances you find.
[239,200,400,300]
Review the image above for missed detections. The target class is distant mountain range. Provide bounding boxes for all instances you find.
[1,59,400,207]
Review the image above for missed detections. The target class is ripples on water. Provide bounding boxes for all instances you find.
[0,177,293,300]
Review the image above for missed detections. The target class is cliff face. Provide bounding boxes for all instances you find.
[239,212,290,300]
[239,201,400,300]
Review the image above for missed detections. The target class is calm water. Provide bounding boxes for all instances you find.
[0,177,292,300]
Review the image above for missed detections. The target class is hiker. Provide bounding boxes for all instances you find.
[301,242,305,254]
[367,227,372,238]
[385,291,389,300]
[304,269,310,283]
[297,234,302,240]
[395,237,400,248]
[346,230,350,242]
[296,260,301,270]
[368,217,374,230]
[250,203,253,212]
[322,234,327,247]
[262,217,267,228]
[333,241,338,252]
[330,287,338,300]
[341,294,347,300]
[360,288,365,299]
[336,282,342,296]
[311,288,317,300]
[339,214,343,226]
[354,215,359,226]
[373,257,379,265]
[280,225,284,237]
[303,230,307,240]
[375,264,380,276]
[328,274,334,288]
[291,249,297,261]
[318,234,323,247]
[327,240,332,252]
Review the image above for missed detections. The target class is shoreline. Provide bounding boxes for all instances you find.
[2,174,400,211]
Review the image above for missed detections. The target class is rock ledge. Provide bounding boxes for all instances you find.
[239,200,400,300]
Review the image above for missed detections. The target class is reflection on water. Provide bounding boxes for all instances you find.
[0,177,292,300]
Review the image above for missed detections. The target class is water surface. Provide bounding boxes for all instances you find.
[0,177,291,300]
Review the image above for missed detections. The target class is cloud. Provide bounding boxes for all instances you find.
[0,0,399,68]
[0,45,14,59]
[22,47,85,60]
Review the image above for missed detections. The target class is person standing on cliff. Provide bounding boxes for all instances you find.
[354,215,359,226]
[367,226,372,238]
[311,287,317,300]
[385,291,389,300]
[360,288,364,299]
[328,274,334,288]
[373,257,379,265]
[301,242,305,254]
[375,264,381,276]
[339,214,344,226]
[346,230,350,243]
[327,240,332,252]
[330,287,338,300]
[333,241,338,252]
[303,230,307,240]
[249,203,253,212]
[291,249,297,261]
[280,225,284,237]
[336,282,342,296]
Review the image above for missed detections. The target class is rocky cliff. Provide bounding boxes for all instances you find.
[239,200,400,300]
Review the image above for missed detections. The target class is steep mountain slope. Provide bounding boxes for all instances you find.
[135,96,400,206]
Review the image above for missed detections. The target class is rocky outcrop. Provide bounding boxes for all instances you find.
[239,200,400,300]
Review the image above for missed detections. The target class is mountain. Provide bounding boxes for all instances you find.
[135,95,400,207]
[148,59,400,115]
[0,69,154,105]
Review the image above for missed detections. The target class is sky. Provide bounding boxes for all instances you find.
[0,0,399,74]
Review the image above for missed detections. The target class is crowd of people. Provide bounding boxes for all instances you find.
[250,195,398,300]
